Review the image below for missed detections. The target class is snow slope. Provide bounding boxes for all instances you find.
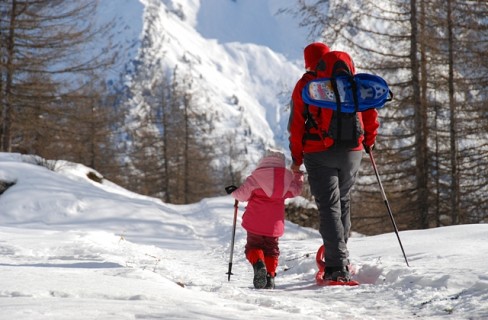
[1,153,487,320]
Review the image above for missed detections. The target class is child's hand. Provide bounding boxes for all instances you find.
[225,185,238,194]
[290,163,301,172]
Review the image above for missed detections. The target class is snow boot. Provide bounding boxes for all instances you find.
[315,245,359,286]
[252,259,267,289]
[263,256,278,289]
[246,249,267,289]
[324,266,351,282]
[264,273,275,289]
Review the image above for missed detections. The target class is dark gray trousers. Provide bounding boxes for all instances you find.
[304,149,362,267]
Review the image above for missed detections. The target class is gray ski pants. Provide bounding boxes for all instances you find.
[304,149,362,267]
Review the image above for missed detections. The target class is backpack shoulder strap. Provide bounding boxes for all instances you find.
[303,103,321,131]
[301,71,320,132]
[349,76,359,112]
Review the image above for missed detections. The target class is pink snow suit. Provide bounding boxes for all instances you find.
[231,152,304,237]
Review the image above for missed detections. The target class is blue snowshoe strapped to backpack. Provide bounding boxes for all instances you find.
[302,73,393,113]
[300,50,392,149]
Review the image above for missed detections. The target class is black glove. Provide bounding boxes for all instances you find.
[363,143,375,154]
[225,185,237,194]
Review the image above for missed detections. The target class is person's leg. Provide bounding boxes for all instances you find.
[337,151,362,245]
[245,232,265,264]
[262,237,279,275]
[262,236,279,289]
[245,232,267,289]
[304,151,346,267]
[318,150,362,281]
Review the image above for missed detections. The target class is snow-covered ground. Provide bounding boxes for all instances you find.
[1,152,487,319]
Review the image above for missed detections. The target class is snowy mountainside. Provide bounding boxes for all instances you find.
[97,0,310,171]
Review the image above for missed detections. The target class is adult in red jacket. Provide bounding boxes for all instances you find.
[231,149,303,289]
[288,45,379,282]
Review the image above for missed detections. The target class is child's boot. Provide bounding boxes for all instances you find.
[246,249,267,289]
[264,256,278,289]
[264,273,275,289]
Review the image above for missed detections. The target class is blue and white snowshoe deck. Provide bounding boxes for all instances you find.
[302,73,392,112]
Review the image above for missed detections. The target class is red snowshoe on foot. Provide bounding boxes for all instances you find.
[315,245,360,286]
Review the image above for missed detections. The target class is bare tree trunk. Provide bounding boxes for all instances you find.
[447,0,460,224]
[162,78,171,203]
[1,0,18,152]
[183,91,190,204]
[419,0,431,227]
[411,0,429,228]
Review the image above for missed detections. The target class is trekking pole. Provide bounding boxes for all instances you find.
[368,150,410,267]
[226,199,239,281]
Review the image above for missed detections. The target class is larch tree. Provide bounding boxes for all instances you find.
[0,0,117,163]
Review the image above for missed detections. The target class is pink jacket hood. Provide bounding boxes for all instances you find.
[253,156,294,198]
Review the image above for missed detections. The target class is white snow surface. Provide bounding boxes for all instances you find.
[1,154,487,320]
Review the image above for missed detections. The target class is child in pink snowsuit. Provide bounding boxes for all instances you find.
[229,149,303,289]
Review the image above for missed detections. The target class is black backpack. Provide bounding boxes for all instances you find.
[304,53,363,149]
